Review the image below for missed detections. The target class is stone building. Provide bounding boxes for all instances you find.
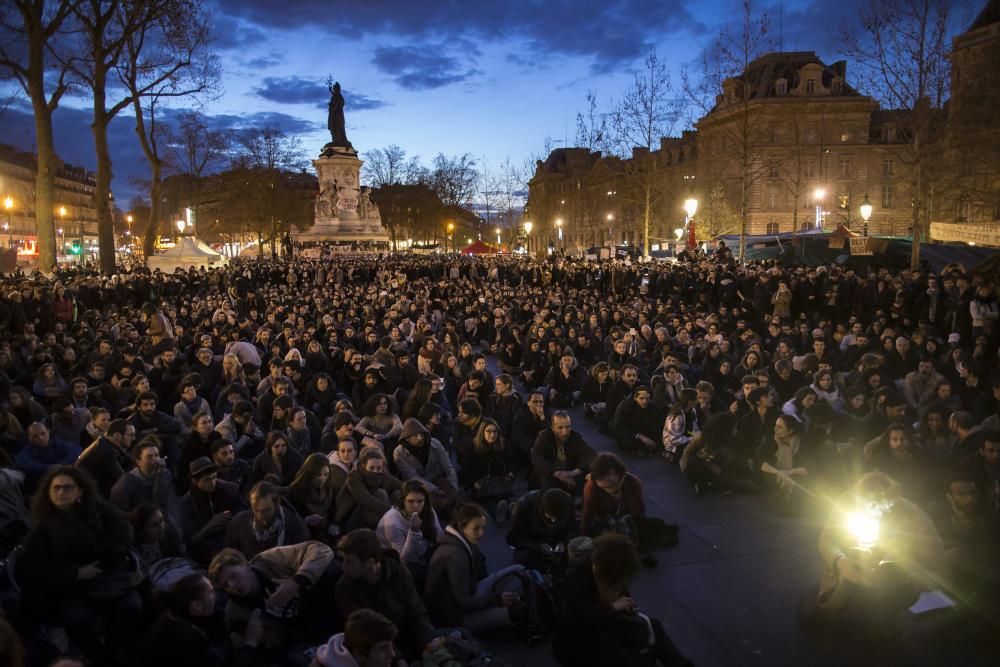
[528,51,916,255]
[0,144,105,256]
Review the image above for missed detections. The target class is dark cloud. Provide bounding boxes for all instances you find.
[254,76,328,104]
[372,45,479,90]
[211,14,269,50]
[243,54,285,69]
[216,0,705,72]
[253,76,388,111]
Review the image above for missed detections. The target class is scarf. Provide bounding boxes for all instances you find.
[252,506,286,545]
[774,435,801,471]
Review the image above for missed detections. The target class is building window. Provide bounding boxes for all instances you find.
[768,161,780,178]
[804,159,816,178]
[805,79,815,95]
[832,80,843,94]
[881,184,893,209]
[766,187,779,210]
[883,159,894,177]
[840,128,850,142]
[766,219,779,234]
[839,158,851,178]
[883,126,896,142]
[775,79,787,95]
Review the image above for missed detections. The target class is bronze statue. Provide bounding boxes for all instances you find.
[326,80,352,149]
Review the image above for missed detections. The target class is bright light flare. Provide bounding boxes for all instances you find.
[846,512,880,549]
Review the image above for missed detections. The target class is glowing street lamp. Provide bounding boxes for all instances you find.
[524,221,533,254]
[3,197,13,247]
[814,188,826,228]
[496,227,501,245]
[555,217,563,242]
[446,221,455,253]
[859,193,873,237]
[176,219,186,234]
[683,198,698,220]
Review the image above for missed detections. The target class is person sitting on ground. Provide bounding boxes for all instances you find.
[311,609,399,667]
[14,421,81,494]
[215,400,265,456]
[176,411,223,494]
[461,417,515,522]
[174,379,211,436]
[662,388,699,464]
[110,435,173,516]
[212,438,252,496]
[356,393,404,457]
[76,418,135,498]
[553,533,692,667]
[612,384,664,458]
[140,572,262,667]
[287,453,338,542]
[336,447,403,531]
[392,417,459,517]
[129,501,186,573]
[530,411,596,493]
[680,412,748,497]
[424,502,528,634]
[209,541,337,652]
[376,480,442,577]
[581,452,675,566]
[251,430,305,487]
[803,471,947,633]
[334,528,434,663]
[224,480,309,559]
[510,390,547,473]
[506,487,575,573]
[328,436,359,497]
[545,353,583,408]
[756,414,812,510]
[17,466,143,664]
[179,456,245,567]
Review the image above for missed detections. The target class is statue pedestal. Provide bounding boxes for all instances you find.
[292,146,388,244]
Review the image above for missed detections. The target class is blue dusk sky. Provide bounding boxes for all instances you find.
[0,0,982,205]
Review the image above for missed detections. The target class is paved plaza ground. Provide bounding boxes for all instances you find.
[478,364,998,667]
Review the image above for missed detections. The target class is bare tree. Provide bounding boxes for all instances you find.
[429,153,478,209]
[117,0,217,259]
[363,144,407,188]
[0,0,79,271]
[842,0,951,268]
[67,0,211,273]
[607,49,684,256]
[575,90,610,153]
[682,0,776,262]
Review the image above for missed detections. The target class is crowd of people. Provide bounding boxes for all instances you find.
[0,244,997,666]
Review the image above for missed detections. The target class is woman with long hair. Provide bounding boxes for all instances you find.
[376,480,441,572]
[305,373,338,422]
[250,430,304,487]
[461,418,514,521]
[810,370,841,408]
[356,393,403,456]
[401,378,433,421]
[287,453,337,541]
[782,386,817,427]
[417,337,443,375]
[756,414,810,508]
[17,466,142,662]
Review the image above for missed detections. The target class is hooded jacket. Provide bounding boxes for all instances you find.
[392,418,458,493]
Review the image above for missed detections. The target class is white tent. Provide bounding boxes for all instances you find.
[147,237,226,272]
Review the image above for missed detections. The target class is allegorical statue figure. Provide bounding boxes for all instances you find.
[327,80,352,149]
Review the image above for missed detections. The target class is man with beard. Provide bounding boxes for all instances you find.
[224,481,309,559]
[530,411,596,493]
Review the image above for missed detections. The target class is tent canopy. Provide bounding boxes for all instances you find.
[147,237,226,272]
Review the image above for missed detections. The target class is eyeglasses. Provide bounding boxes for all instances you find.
[484,429,499,435]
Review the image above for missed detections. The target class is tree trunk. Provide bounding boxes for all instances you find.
[91,62,116,274]
[643,178,652,257]
[143,165,162,258]
[910,133,923,270]
[27,68,57,272]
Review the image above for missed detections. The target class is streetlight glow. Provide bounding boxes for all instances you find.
[524,221,533,235]
[176,219,186,233]
[3,197,12,212]
[683,198,698,219]
[674,228,684,239]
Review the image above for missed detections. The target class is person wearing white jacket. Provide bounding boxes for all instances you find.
[376,480,442,567]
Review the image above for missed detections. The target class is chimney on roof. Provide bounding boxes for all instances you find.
[832,60,847,79]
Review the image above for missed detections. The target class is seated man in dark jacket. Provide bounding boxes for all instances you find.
[76,418,135,498]
[530,411,596,493]
[127,390,183,477]
[510,391,547,473]
[224,480,309,559]
[506,488,575,572]
[180,456,247,567]
[611,385,664,456]
[334,528,434,662]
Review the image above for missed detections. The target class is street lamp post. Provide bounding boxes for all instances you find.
[524,221,533,254]
[814,188,826,228]
[496,227,501,247]
[446,222,455,253]
[859,193,873,238]
[683,197,698,251]
[555,218,563,251]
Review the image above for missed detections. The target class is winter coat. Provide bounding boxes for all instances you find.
[530,428,596,485]
[222,502,310,560]
[393,418,458,493]
[424,527,496,628]
[76,436,132,499]
[376,506,441,564]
